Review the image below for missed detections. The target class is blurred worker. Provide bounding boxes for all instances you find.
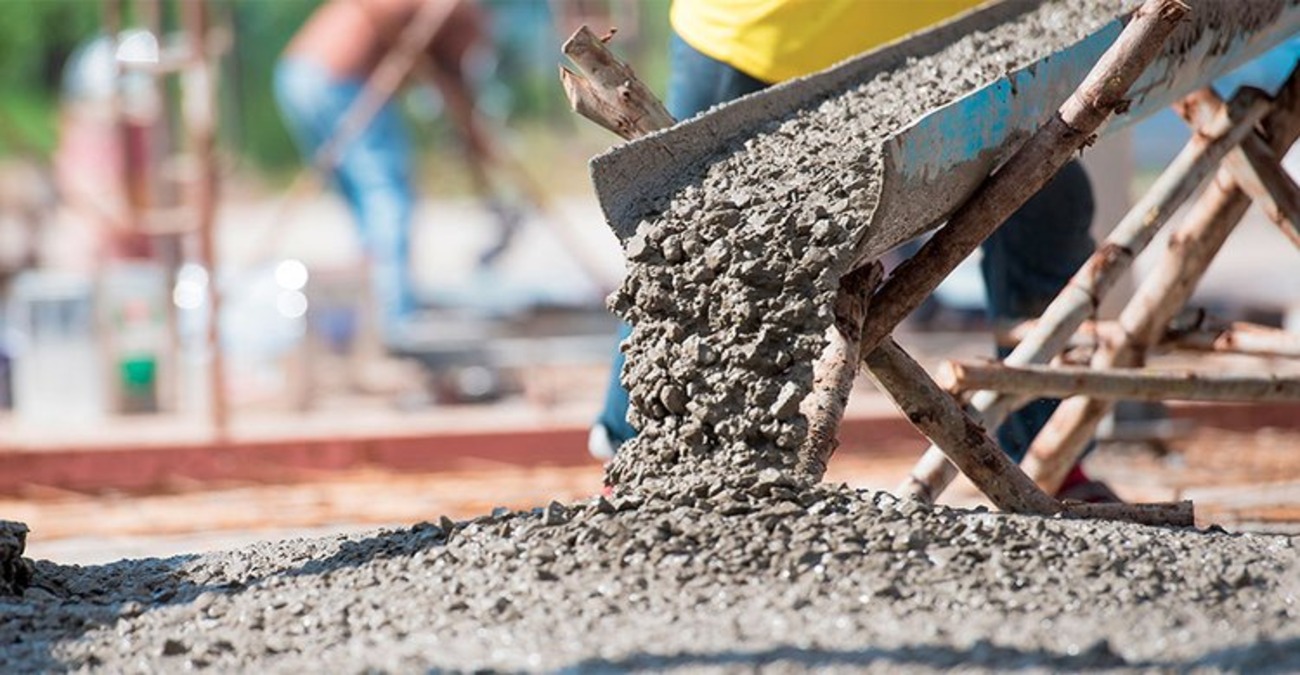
[591,0,1115,502]
[274,0,488,348]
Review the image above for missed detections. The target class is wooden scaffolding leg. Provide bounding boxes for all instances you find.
[866,340,1061,514]
[998,318,1300,360]
[865,340,1193,527]
[798,262,882,482]
[1022,64,1300,494]
[898,84,1274,502]
[938,361,1300,403]
[1181,89,1300,248]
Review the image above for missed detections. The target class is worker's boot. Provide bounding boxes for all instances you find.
[1055,465,1121,503]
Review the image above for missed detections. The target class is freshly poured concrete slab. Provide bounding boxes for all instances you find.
[591,0,1300,262]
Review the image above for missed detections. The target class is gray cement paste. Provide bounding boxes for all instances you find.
[2,488,1298,672]
[605,0,1135,494]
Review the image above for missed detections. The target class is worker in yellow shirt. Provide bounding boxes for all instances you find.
[592,0,1115,503]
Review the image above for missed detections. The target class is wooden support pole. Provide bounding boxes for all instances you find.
[1022,63,1300,494]
[858,0,1189,356]
[898,79,1267,503]
[1060,500,1194,528]
[180,0,228,440]
[798,262,882,481]
[1164,320,1300,358]
[1181,87,1300,248]
[560,26,675,140]
[999,317,1300,359]
[865,340,1061,515]
[1240,136,1300,248]
[865,340,1192,527]
[939,360,1300,402]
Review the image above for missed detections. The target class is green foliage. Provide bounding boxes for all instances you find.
[0,0,674,179]
[0,0,102,156]
[0,0,100,85]
[222,0,320,175]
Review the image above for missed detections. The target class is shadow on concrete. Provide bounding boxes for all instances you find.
[552,636,1300,673]
[2,553,202,672]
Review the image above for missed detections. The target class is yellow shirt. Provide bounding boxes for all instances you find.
[670,0,985,84]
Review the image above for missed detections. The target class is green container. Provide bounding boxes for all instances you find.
[118,354,158,414]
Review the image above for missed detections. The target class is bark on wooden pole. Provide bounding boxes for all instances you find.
[1180,87,1300,248]
[798,262,882,481]
[865,340,1192,526]
[560,26,675,140]
[858,0,1189,356]
[939,360,1300,403]
[898,79,1266,503]
[865,340,1062,515]
[1239,137,1300,248]
[999,318,1300,359]
[1022,63,1300,494]
[1164,320,1300,358]
[1060,500,1193,528]
[181,0,228,440]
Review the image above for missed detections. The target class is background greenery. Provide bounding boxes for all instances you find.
[0,0,671,180]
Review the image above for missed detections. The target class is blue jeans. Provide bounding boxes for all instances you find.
[983,159,1094,462]
[273,57,416,344]
[597,34,1095,465]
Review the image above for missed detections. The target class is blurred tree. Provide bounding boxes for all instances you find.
[0,0,672,177]
[224,0,319,175]
[0,0,102,156]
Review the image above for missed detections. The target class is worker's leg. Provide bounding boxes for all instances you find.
[333,103,416,346]
[272,58,334,165]
[591,322,636,459]
[980,159,1095,463]
[662,33,769,123]
[591,33,768,456]
[273,58,416,346]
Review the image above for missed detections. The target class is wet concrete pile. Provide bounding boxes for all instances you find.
[606,0,1124,494]
[0,521,31,596]
[3,487,1298,671]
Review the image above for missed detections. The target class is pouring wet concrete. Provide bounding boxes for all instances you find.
[605,0,1135,493]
